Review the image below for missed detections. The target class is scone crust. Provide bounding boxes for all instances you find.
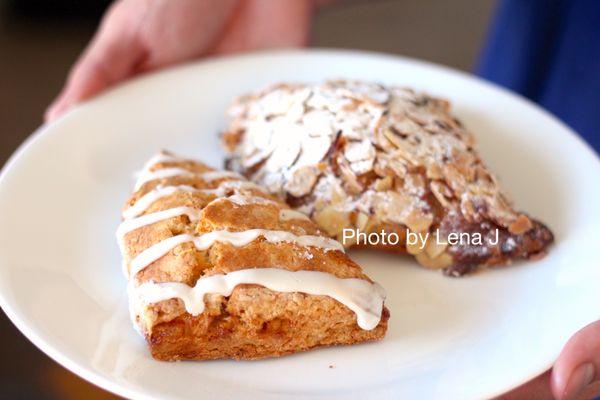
[121,154,388,360]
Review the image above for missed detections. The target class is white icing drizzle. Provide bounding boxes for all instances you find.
[211,179,263,193]
[119,196,305,261]
[141,152,185,171]
[134,151,192,191]
[279,209,311,221]
[199,170,244,182]
[134,166,242,192]
[216,194,278,206]
[132,268,386,330]
[134,167,193,191]
[123,180,265,220]
[119,194,274,253]
[123,185,201,220]
[123,152,384,332]
[129,229,344,278]
[116,206,201,253]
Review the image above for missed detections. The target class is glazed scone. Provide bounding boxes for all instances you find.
[222,80,554,276]
[118,151,388,360]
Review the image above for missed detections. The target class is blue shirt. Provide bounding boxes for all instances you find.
[477,0,600,152]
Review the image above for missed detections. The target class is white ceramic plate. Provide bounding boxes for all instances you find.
[1,50,599,400]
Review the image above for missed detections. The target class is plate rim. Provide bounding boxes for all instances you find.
[0,48,598,400]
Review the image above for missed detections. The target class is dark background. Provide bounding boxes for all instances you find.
[0,1,499,398]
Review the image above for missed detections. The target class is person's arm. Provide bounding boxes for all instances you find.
[45,0,314,121]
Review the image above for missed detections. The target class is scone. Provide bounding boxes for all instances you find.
[118,151,388,360]
[222,80,554,276]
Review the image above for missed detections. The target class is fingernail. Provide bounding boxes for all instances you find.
[562,363,595,400]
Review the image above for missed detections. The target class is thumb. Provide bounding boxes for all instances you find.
[552,320,600,400]
[45,1,147,122]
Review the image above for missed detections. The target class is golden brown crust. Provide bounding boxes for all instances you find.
[149,291,389,361]
[121,152,388,360]
[222,80,554,276]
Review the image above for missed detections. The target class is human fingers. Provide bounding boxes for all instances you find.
[552,321,600,400]
[45,0,148,122]
[213,0,314,54]
[135,0,239,71]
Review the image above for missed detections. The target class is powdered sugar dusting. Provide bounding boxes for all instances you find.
[224,80,523,243]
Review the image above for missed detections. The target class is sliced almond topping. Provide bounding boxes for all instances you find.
[416,251,453,269]
[431,181,453,208]
[313,206,350,239]
[406,231,425,255]
[257,88,303,117]
[374,176,393,191]
[263,122,302,172]
[355,212,370,231]
[426,163,443,180]
[374,153,407,178]
[284,166,320,197]
[442,164,468,194]
[302,109,335,137]
[403,173,426,197]
[344,139,375,162]
[329,178,349,205]
[343,139,376,175]
[391,145,419,166]
[425,235,448,258]
[224,80,539,267]
[382,128,404,149]
[295,135,333,168]
[508,214,533,235]
[402,208,434,233]
[337,157,364,194]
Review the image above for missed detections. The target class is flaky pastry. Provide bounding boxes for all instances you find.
[222,80,553,276]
